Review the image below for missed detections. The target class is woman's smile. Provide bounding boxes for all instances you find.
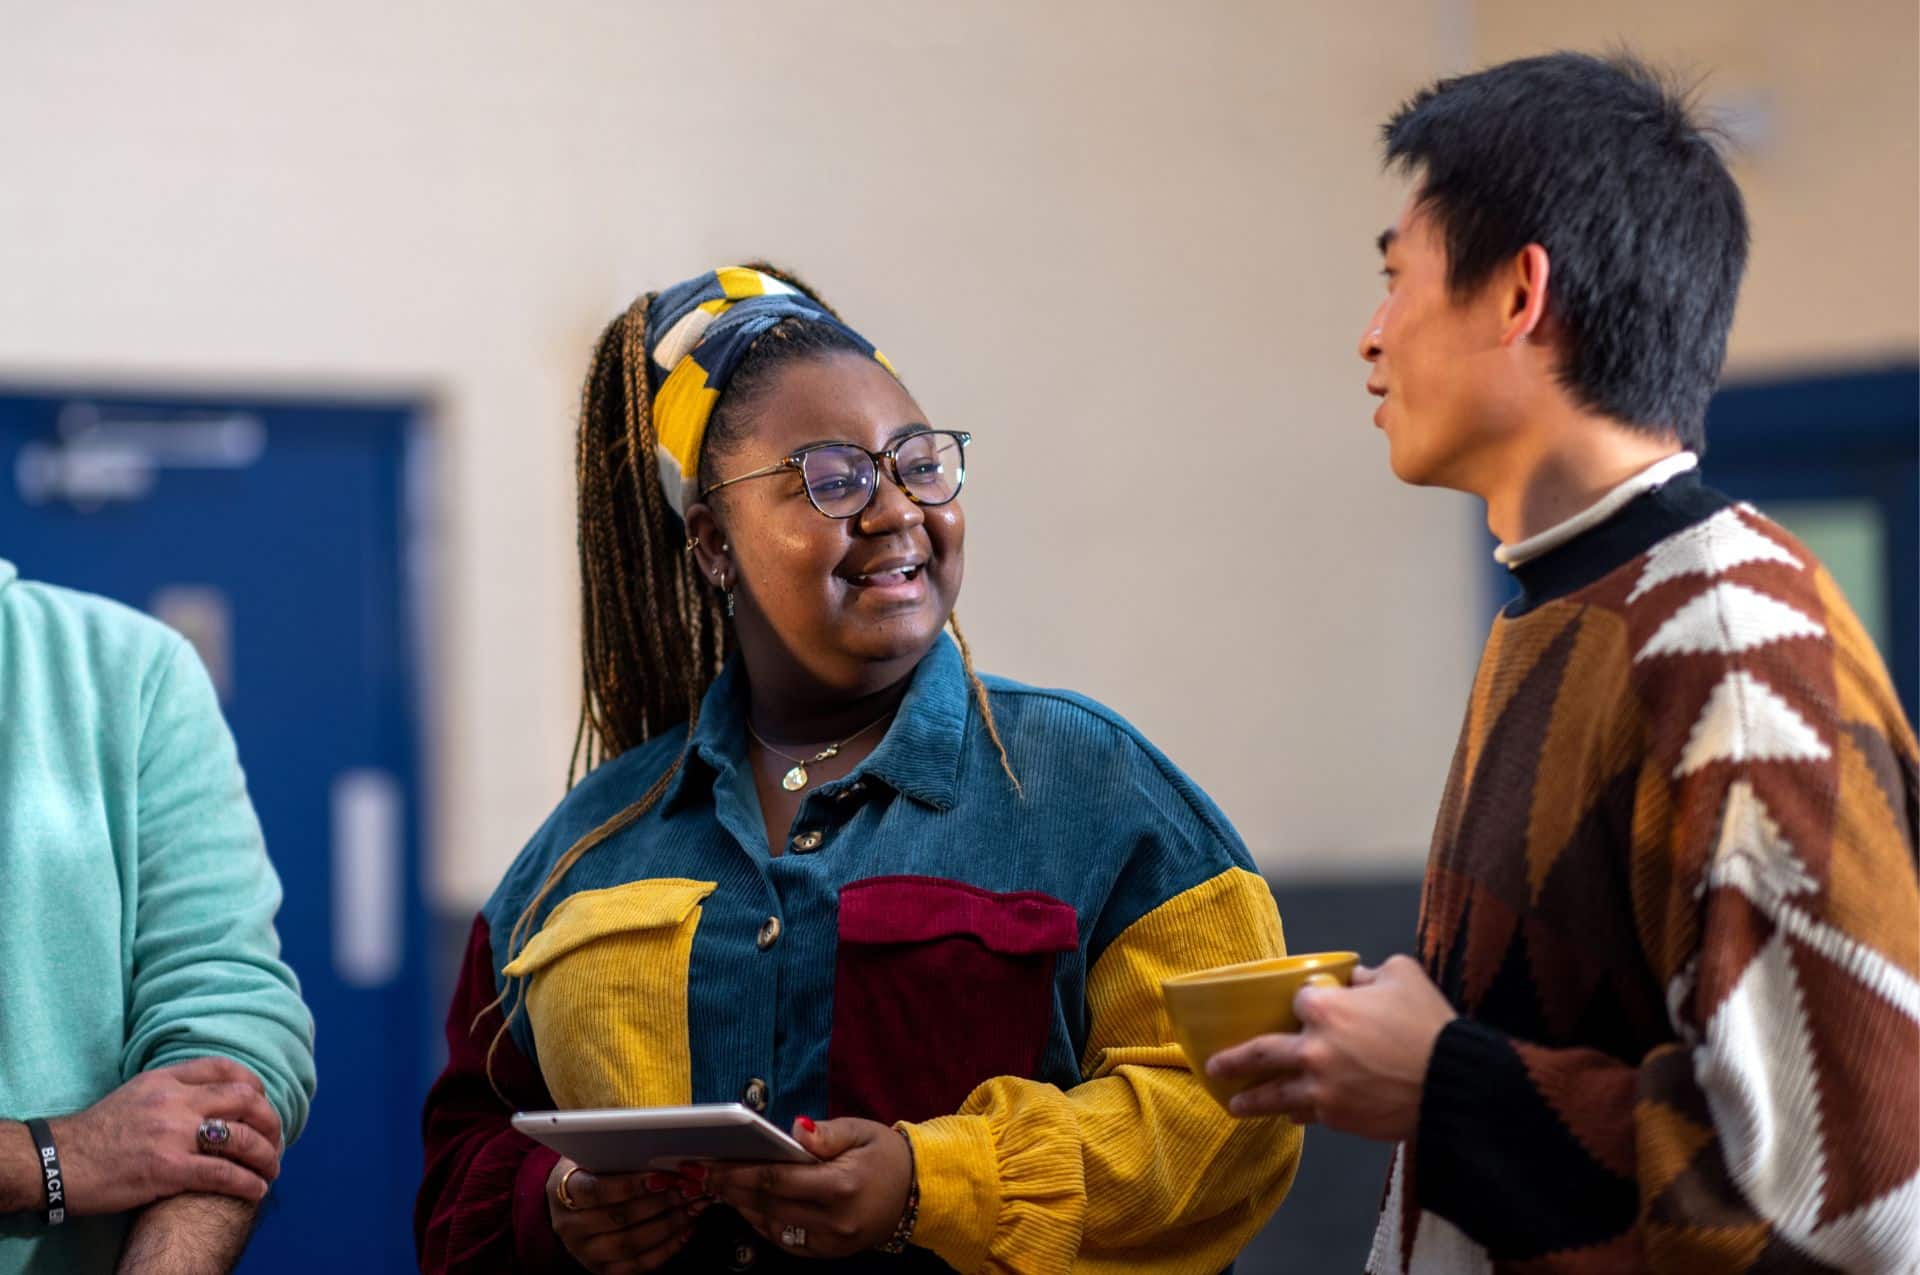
[839,549,930,604]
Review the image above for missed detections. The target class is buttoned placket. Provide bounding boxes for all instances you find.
[703,757,883,1131]
[757,776,876,1129]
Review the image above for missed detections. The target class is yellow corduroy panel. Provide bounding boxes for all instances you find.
[501,878,716,1110]
[904,867,1303,1274]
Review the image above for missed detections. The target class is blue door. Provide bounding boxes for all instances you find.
[0,387,431,1274]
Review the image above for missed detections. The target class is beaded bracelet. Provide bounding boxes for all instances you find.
[878,1128,919,1254]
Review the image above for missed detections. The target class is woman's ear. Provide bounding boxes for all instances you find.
[683,501,733,590]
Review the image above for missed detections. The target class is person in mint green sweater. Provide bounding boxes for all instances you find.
[0,560,316,1273]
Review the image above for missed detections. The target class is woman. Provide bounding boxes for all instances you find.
[415,265,1302,1273]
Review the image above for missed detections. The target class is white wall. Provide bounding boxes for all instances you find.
[4,3,1908,908]
[1478,0,1920,372]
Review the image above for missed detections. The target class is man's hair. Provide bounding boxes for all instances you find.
[1383,51,1749,451]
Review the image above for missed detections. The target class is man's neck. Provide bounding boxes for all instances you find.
[1476,407,1685,546]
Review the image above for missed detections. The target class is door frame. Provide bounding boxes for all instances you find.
[1703,363,1918,724]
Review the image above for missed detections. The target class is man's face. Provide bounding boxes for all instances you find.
[1359,197,1514,489]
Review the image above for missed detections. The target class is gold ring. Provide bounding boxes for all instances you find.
[555,1164,585,1211]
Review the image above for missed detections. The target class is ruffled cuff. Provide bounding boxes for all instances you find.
[900,1102,1083,1274]
[899,1115,1000,1273]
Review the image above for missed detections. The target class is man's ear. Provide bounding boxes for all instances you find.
[1500,244,1552,347]
[682,502,732,588]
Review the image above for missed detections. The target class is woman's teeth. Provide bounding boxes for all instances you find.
[853,565,922,586]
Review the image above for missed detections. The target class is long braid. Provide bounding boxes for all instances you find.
[479,289,728,1094]
[948,612,1022,796]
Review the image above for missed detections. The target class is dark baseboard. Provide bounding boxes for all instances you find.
[1237,874,1424,1273]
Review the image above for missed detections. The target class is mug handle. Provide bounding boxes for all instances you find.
[1302,973,1342,991]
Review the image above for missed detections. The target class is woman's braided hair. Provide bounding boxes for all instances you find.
[478,264,1017,1091]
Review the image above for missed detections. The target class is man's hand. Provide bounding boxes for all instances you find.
[45,1058,282,1216]
[708,1117,912,1258]
[1205,955,1458,1142]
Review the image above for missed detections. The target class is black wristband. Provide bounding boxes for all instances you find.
[22,1119,65,1227]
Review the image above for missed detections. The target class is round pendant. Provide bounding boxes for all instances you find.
[781,765,808,792]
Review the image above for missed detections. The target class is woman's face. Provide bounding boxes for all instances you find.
[686,352,965,701]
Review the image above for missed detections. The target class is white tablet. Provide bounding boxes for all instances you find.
[511,1103,818,1173]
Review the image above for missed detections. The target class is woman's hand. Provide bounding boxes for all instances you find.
[707,1117,912,1259]
[546,1158,707,1273]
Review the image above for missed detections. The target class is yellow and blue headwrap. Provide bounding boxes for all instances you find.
[646,266,894,517]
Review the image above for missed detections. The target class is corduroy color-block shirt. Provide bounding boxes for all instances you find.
[1369,471,1920,1273]
[418,634,1304,1274]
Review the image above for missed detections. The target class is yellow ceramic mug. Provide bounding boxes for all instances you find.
[1162,951,1361,1109]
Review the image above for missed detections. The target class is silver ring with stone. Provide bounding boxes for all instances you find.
[781,1224,807,1249]
[196,1117,233,1156]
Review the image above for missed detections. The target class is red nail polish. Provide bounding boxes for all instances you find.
[798,1115,816,1133]
[644,1172,672,1192]
[680,1161,709,1182]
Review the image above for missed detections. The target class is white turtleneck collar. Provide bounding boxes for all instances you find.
[1494,452,1700,569]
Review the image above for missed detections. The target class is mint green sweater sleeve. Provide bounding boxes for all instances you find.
[119,632,317,1140]
[0,564,315,1156]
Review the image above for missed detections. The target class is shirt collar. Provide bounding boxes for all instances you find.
[852,632,969,811]
[664,631,971,814]
[1494,451,1699,568]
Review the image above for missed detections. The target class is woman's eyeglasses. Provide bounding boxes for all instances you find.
[701,429,969,520]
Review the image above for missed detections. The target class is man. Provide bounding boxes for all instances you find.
[1208,52,1920,1272]
[0,559,316,1272]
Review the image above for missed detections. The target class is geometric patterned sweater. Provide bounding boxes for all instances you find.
[1368,471,1920,1273]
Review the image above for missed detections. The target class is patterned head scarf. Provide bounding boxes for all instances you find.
[646,266,895,517]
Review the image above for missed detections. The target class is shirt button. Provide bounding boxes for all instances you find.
[756,916,782,951]
[791,830,823,853]
[742,1078,769,1112]
[730,1240,758,1270]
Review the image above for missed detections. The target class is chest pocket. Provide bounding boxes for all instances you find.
[829,875,1079,1125]
[502,877,716,1109]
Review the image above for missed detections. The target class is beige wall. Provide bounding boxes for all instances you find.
[1,3,1910,908]
[1476,0,1920,372]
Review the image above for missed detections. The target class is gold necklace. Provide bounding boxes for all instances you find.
[747,711,894,792]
